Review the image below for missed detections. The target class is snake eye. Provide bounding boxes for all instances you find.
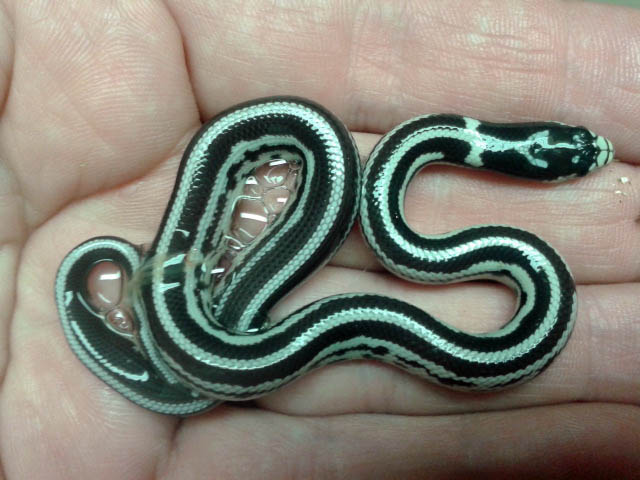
[530,142,543,155]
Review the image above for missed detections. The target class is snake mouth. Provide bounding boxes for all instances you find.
[595,135,615,167]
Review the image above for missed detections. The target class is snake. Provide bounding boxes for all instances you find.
[54,96,614,415]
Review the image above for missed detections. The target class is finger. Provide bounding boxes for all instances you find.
[0,292,177,480]
[39,131,638,416]
[333,133,640,285]
[159,404,640,479]
[36,136,636,418]
[168,0,640,162]
[0,2,13,112]
[0,1,198,226]
[256,267,640,416]
[53,129,638,286]
[0,161,24,378]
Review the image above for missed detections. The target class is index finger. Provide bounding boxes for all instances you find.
[168,0,639,162]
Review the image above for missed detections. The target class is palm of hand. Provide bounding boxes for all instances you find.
[0,1,638,478]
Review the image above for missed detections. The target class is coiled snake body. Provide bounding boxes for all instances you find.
[55,97,614,415]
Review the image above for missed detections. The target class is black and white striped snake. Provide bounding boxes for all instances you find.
[55,97,614,415]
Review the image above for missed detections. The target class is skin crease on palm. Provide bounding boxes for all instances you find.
[0,0,638,478]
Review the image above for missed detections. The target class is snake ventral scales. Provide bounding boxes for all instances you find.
[55,97,614,415]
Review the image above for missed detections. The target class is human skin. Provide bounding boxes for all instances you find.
[0,0,638,478]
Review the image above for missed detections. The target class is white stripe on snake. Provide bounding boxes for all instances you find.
[55,97,614,415]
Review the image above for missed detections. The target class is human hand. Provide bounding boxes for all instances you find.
[0,0,638,478]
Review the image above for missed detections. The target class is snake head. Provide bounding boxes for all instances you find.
[527,125,614,180]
